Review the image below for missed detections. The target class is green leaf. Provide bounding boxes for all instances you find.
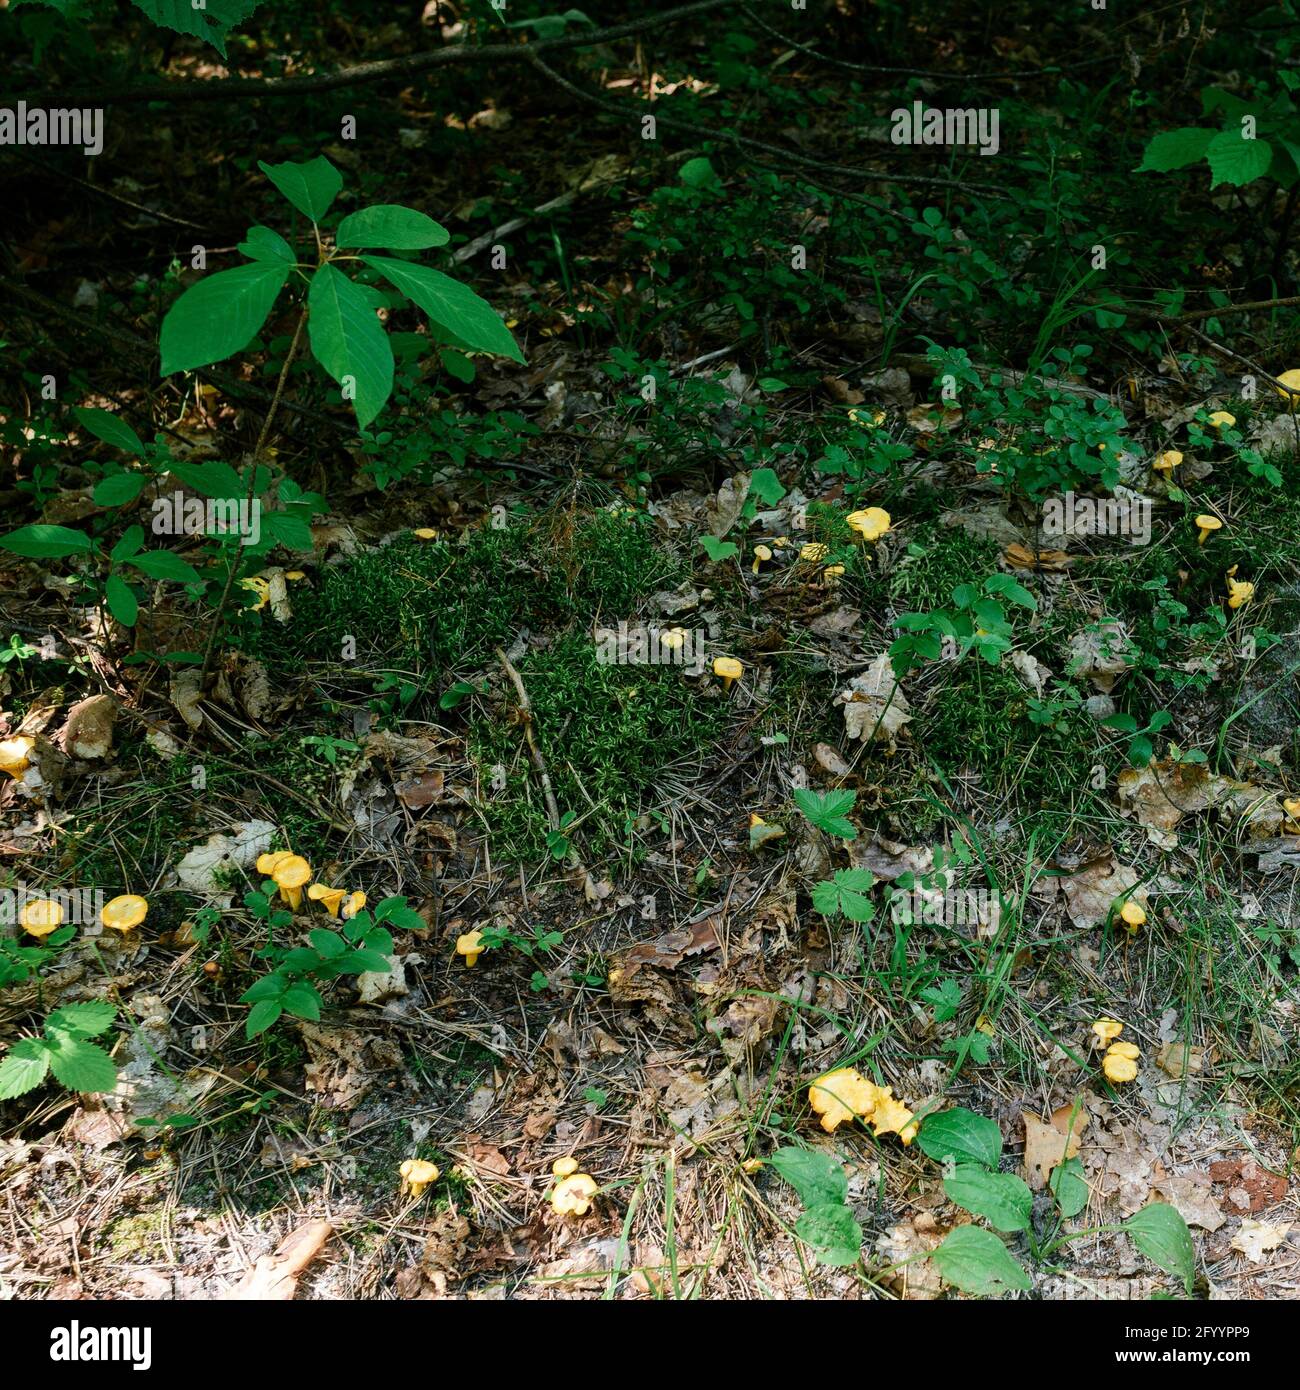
[810,869,875,922]
[246,999,283,1038]
[106,573,139,626]
[258,155,343,223]
[794,1202,863,1267]
[931,1226,1030,1295]
[46,1036,118,1093]
[74,406,145,454]
[281,981,322,1022]
[1136,127,1214,172]
[1125,1203,1195,1292]
[127,550,202,584]
[111,525,145,562]
[439,347,476,384]
[679,156,720,189]
[361,254,524,363]
[160,261,290,375]
[165,459,247,500]
[308,263,395,428]
[0,1039,51,1099]
[309,929,347,959]
[130,0,264,55]
[336,204,450,250]
[1206,129,1274,187]
[264,511,314,551]
[917,1107,1003,1168]
[93,472,145,508]
[943,1165,1033,1234]
[1050,1156,1090,1219]
[699,535,739,562]
[769,1145,848,1209]
[47,1001,117,1040]
[0,524,93,559]
[240,975,288,1003]
[793,788,857,839]
[238,225,296,264]
[373,896,425,930]
[747,467,787,506]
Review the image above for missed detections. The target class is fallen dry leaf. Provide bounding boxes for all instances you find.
[226,1219,333,1300]
[1230,1218,1292,1263]
[1022,1104,1088,1190]
[837,654,911,748]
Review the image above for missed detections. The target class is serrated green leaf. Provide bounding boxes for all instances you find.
[1136,127,1214,172]
[0,1039,51,1099]
[308,263,394,428]
[47,1000,117,1039]
[336,204,450,250]
[46,1036,118,1093]
[943,1165,1033,1233]
[265,511,314,551]
[361,254,524,362]
[931,1225,1030,1295]
[1206,129,1274,187]
[160,261,289,375]
[258,155,343,223]
[917,1107,1003,1168]
[130,0,263,55]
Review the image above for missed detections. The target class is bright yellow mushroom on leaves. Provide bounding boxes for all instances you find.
[1194,514,1223,545]
[823,564,846,586]
[1102,1049,1139,1084]
[413,527,439,540]
[1119,899,1146,931]
[799,542,829,563]
[1207,410,1236,431]
[256,850,293,878]
[713,655,743,691]
[101,895,149,934]
[1282,797,1300,830]
[846,506,892,542]
[308,883,347,917]
[808,1067,882,1133]
[660,626,688,652]
[341,890,367,919]
[271,855,312,911]
[18,899,64,939]
[0,735,35,778]
[240,576,271,611]
[1152,450,1182,473]
[1275,369,1300,407]
[869,1089,920,1145]
[1092,1018,1124,1046]
[1226,574,1254,610]
[751,543,773,574]
[551,1171,598,1216]
[456,928,485,966]
[399,1158,440,1199]
[552,1156,580,1179]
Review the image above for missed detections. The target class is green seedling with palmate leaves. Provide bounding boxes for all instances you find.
[159,155,524,430]
[0,1001,118,1099]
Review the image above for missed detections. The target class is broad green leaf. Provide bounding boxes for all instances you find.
[238,225,296,264]
[439,347,475,383]
[1206,129,1274,187]
[308,263,394,428]
[917,1107,1003,1168]
[111,525,145,562]
[769,1146,848,1209]
[747,466,786,506]
[943,1165,1033,1233]
[160,261,289,374]
[795,1202,863,1266]
[46,1001,117,1039]
[127,550,202,584]
[93,472,145,507]
[164,459,246,500]
[0,524,93,558]
[931,1226,1030,1295]
[1136,127,1214,172]
[373,896,425,930]
[309,930,347,959]
[130,0,264,55]
[74,407,145,454]
[0,1039,51,1099]
[699,536,738,562]
[281,981,322,1021]
[336,204,450,250]
[264,511,314,551]
[1125,1203,1195,1292]
[46,1036,118,1093]
[106,573,139,626]
[679,157,720,188]
[258,155,343,223]
[246,999,283,1037]
[1050,1156,1089,1219]
[240,975,288,1003]
[362,254,524,362]
[811,870,876,922]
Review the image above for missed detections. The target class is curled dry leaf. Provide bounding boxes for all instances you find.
[1059,858,1143,930]
[1067,619,1134,692]
[226,1219,333,1301]
[170,670,205,730]
[1116,759,1260,836]
[1004,542,1070,571]
[1231,1219,1292,1263]
[61,693,117,760]
[837,654,911,749]
[1009,649,1052,697]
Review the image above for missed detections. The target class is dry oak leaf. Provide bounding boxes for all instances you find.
[837,654,911,748]
[1116,759,1254,835]
[1156,1042,1206,1079]
[1022,1103,1089,1191]
[1059,858,1143,930]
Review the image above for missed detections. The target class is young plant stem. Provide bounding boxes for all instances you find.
[198,307,308,690]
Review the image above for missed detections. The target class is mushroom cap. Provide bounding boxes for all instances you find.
[341,891,367,919]
[271,855,312,890]
[308,882,345,905]
[1153,450,1182,470]
[1091,1018,1124,1044]
[18,898,64,937]
[456,929,485,957]
[1108,1040,1140,1060]
[1275,368,1300,398]
[240,576,271,610]
[1102,1052,1138,1083]
[1207,410,1236,428]
[846,506,892,541]
[712,656,744,680]
[0,735,35,776]
[753,544,773,561]
[551,1173,598,1215]
[101,894,149,932]
[399,1157,440,1186]
[1283,797,1300,819]
[413,527,438,540]
[283,570,306,582]
[1119,900,1146,927]
[1195,514,1223,531]
[552,1156,580,1178]
[808,1067,882,1133]
[256,851,293,877]
[660,627,687,649]
[799,542,829,562]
